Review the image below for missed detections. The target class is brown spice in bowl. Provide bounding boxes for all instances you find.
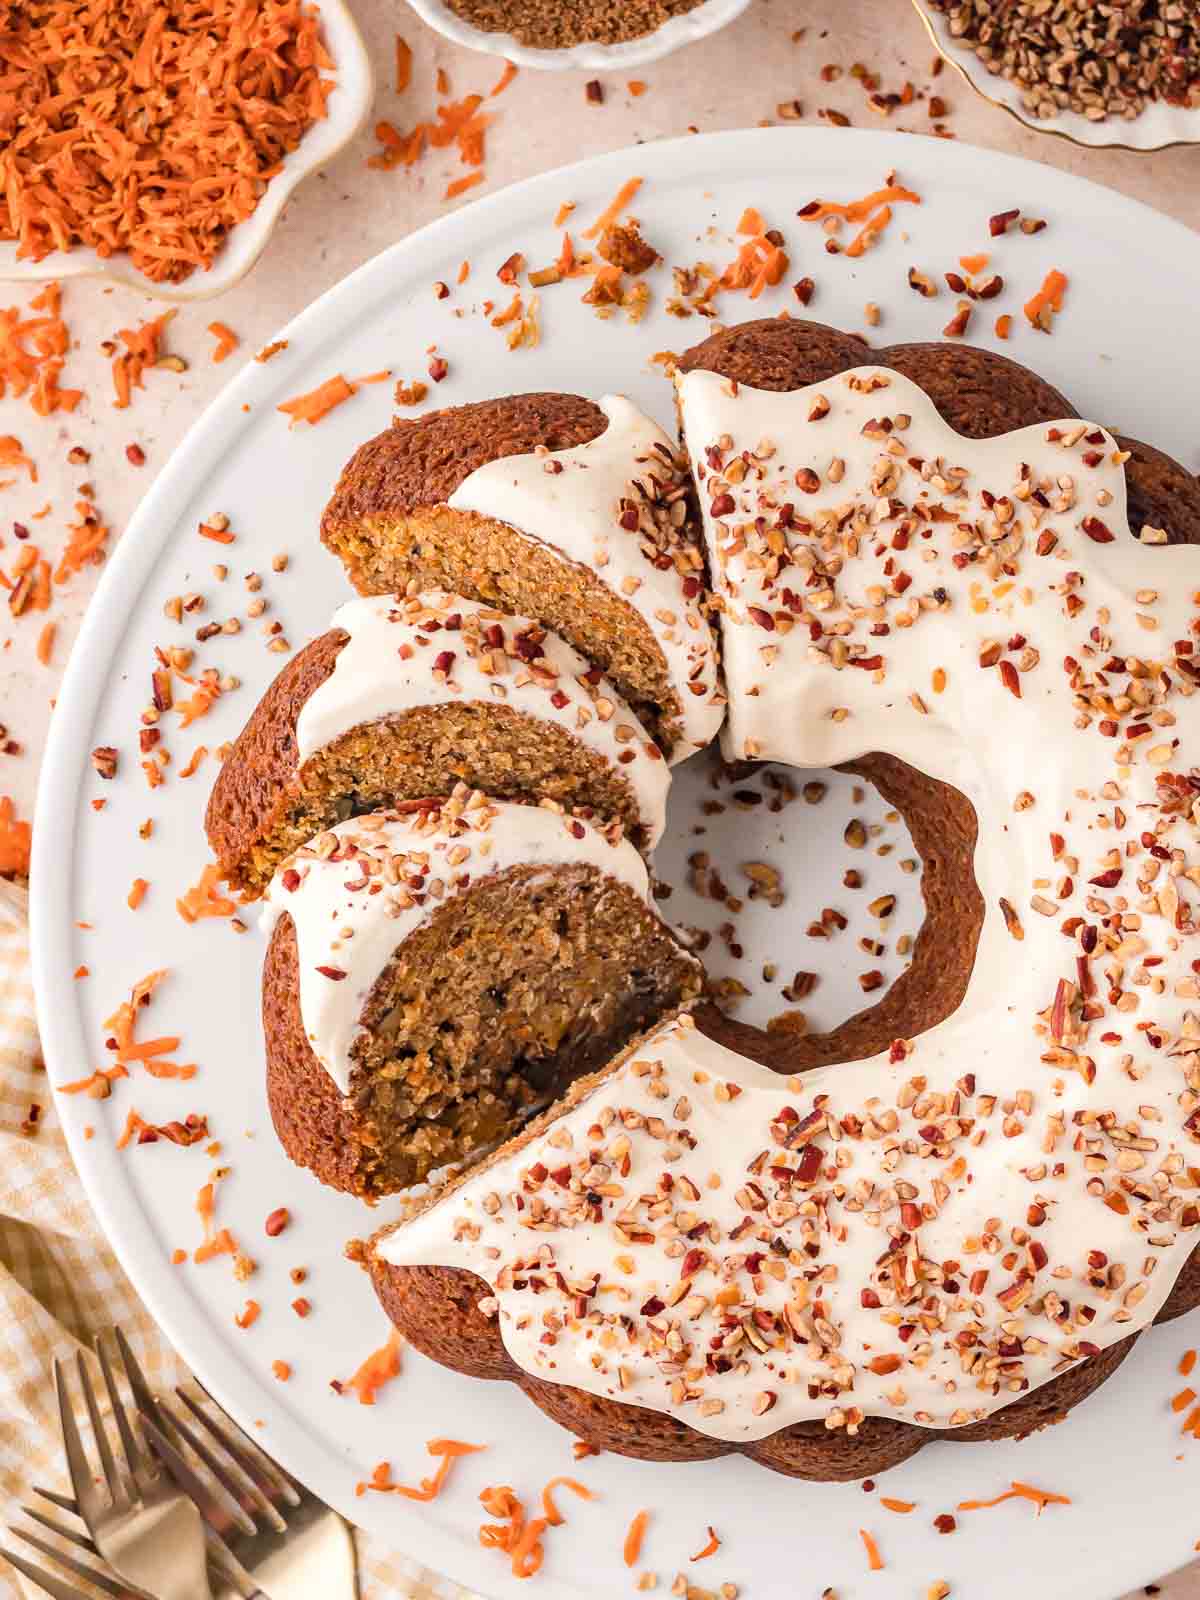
[928,0,1200,122]
[442,0,709,50]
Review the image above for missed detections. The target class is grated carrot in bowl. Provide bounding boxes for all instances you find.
[0,0,337,283]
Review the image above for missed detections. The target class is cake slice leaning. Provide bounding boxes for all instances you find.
[318,392,724,761]
[262,796,701,1198]
[207,590,671,898]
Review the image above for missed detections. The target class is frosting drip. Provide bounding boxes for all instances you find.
[447,395,723,761]
[382,365,1200,1437]
[265,799,651,1096]
[295,592,671,847]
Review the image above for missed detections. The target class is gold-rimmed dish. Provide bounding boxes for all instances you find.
[912,0,1200,154]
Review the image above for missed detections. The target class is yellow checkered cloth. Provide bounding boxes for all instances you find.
[0,880,476,1600]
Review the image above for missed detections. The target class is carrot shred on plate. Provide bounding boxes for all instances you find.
[176,863,236,923]
[0,437,37,482]
[35,621,55,665]
[583,177,644,240]
[880,1497,915,1513]
[800,182,921,223]
[859,1528,885,1571]
[55,499,110,583]
[1024,268,1069,331]
[127,877,149,909]
[360,1439,485,1501]
[623,1509,650,1567]
[691,1525,721,1560]
[277,374,358,426]
[540,1476,592,1527]
[0,0,336,283]
[346,1329,403,1405]
[957,1480,1071,1515]
[112,310,177,409]
[445,171,485,201]
[490,60,518,96]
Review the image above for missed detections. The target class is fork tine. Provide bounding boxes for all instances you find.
[10,1528,146,1600]
[74,1352,128,1512]
[94,1334,150,1492]
[53,1362,100,1525]
[157,1401,284,1535]
[17,1506,97,1555]
[31,1488,77,1515]
[139,1411,257,1538]
[180,1387,300,1508]
[0,1544,92,1600]
[110,1328,164,1430]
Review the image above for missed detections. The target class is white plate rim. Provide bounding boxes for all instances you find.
[29,125,1200,1600]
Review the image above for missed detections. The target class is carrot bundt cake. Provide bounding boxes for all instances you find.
[207,590,671,897]
[262,795,701,1197]
[318,392,724,760]
[364,319,1200,1480]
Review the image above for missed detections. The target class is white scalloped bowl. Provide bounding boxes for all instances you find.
[0,0,373,303]
[913,0,1200,152]
[403,0,752,72]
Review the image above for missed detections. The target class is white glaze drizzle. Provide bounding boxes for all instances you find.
[296,592,671,848]
[264,799,651,1096]
[447,395,724,761]
[381,365,1200,1437]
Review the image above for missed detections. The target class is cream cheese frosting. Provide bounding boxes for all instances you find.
[380,365,1200,1437]
[447,395,724,762]
[295,592,671,848]
[264,799,652,1097]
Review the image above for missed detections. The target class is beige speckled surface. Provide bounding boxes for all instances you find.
[1,0,1197,1592]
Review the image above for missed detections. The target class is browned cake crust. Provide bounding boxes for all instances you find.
[206,622,657,897]
[323,393,607,528]
[368,319,1200,1478]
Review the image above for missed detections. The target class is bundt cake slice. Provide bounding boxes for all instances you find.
[262,795,701,1197]
[318,392,724,761]
[207,591,671,898]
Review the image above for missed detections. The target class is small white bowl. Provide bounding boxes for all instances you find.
[0,0,373,302]
[403,0,752,72]
[913,0,1200,152]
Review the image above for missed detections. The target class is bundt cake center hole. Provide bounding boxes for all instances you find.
[655,749,983,1068]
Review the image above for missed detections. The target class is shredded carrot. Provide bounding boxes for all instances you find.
[479,1484,526,1550]
[880,1497,915,1513]
[554,202,575,227]
[0,797,31,879]
[207,322,240,364]
[995,313,1013,341]
[1181,1350,1197,1378]
[583,177,643,240]
[719,231,789,300]
[111,310,177,408]
[193,1176,237,1263]
[35,621,55,665]
[256,340,289,363]
[272,1360,291,1381]
[277,374,358,427]
[60,1064,129,1097]
[176,863,236,923]
[491,292,524,328]
[178,746,207,779]
[845,205,891,258]
[346,1329,403,1404]
[510,1516,549,1579]
[395,35,413,93]
[457,259,471,283]
[0,2,336,283]
[436,66,450,94]
[959,252,990,273]
[800,183,921,223]
[540,1476,592,1527]
[628,79,647,96]
[0,437,36,482]
[176,683,221,725]
[623,1510,650,1568]
[445,171,485,201]
[860,1529,884,1571]
[0,285,83,415]
[361,1439,485,1501]
[490,61,518,96]
[737,207,765,235]
[691,1526,721,1561]
[55,498,111,584]
[1173,1387,1198,1413]
[235,1300,261,1329]
[957,1481,1072,1515]
[1024,269,1069,331]
[128,878,149,910]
